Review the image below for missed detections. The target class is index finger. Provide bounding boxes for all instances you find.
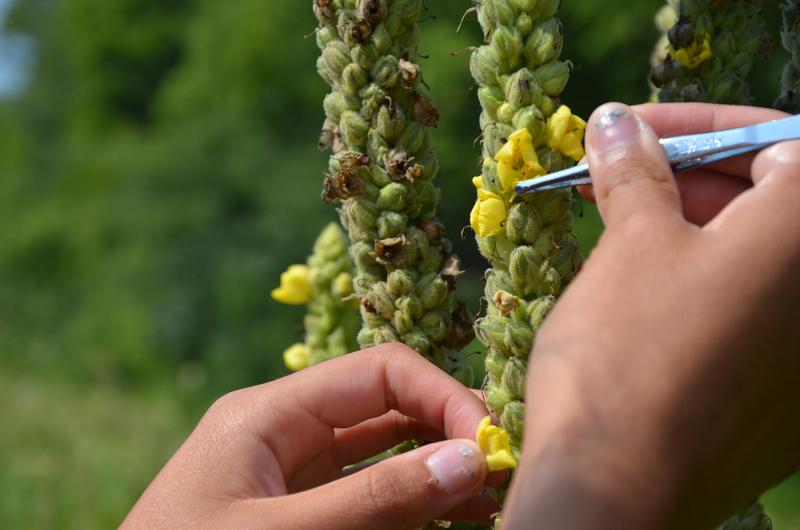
[245,343,487,478]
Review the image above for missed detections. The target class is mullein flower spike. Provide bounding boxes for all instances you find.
[650,0,768,103]
[273,223,360,369]
[469,0,584,525]
[312,0,474,375]
[776,0,800,112]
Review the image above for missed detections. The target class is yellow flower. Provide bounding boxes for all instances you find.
[283,343,310,372]
[332,272,354,298]
[271,264,312,305]
[470,189,508,238]
[669,29,712,69]
[494,129,544,192]
[546,105,587,162]
[476,416,517,472]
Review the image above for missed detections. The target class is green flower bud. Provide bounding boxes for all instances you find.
[524,18,563,67]
[372,55,400,89]
[376,104,406,142]
[471,46,502,87]
[377,182,409,212]
[503,319,534,357]
[534,60,570,97]
[509,245,544,293]
[377,211,408,238]
[370,23,393,55]
[365,282,396,320]
[485,386,512,417]
[491,26,523,68]
[416,180,439,218]
[316,26,338,49]
[417,273,450,310]
[387,269,415,295]
[344,198,378,233]
[342,63,369,95]
[506,201,543,245]
[373,325,399,344]
[501,401,525,441]
[512,106,546,140]
[368,129,390,161]
[526,295,555,329]
[516,13,534,35]
[501,356,527,399]
[397,122,427,155]
[351,43,379,70]
[497,103,515,124]
[340,110,369,148]
[322,40,352,78]
[420,310,449,341]
[533,190,572,224]
[504,68,543,109]
[478,85,505,120]
[485,350,507,385]
[483,123,515,159]
[476,317,508,353]
[393,308,415,334]
[401,327,430,354]
[396,294,423,319]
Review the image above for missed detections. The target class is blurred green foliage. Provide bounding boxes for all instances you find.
[0,0,796,528]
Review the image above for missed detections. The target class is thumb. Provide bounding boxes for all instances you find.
[586,103,684,229]
[266,440,489,530]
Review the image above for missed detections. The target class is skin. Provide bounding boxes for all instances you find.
[125,103,799,529]
[503,103,800,530]
[121,344,496,529]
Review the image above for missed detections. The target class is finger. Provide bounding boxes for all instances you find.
[585,102,685,229]
[579,168,750,226]
[257,440,490,530]
[634,103,788,180]
[334,411,445,467]
[233,343,487,482]
[709,141,800,251]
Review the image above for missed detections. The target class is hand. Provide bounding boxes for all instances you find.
[122,344,495,530]
[579,103,788,226]
[503,103,800,529]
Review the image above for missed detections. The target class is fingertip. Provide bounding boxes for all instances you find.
[425,440,487,497]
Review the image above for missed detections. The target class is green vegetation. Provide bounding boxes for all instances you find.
[0,0,796,528]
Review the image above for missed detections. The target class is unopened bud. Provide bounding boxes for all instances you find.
[504,319,534,358]
[364,282,396,320]
[478,85,505,120]
[491,26,523,67]
[376,103,406,142]
[501,401,525,442]
[504,68,542,109]
[418,273,450,310]
[396,295,423,319]
[377,211,408,238]
[322,40,351,78]
[485,350,507,385]
[342,63,369,94]
[377,182,409,212]
[372,56,400,89]
[535,60,570,97]
[388,269,415,295]
[340,110,370,148]
[471,46,502,87]
[524,18,563,68]
[398,122,427,155]
[485,386,511,417]
[401,327,431,354]
[512,107,547,140]
[527,295,555,330]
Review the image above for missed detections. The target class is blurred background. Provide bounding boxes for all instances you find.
[0,0,796,527]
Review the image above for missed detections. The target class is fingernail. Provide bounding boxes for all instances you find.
[425,441,483,495]
[593,105,641,153]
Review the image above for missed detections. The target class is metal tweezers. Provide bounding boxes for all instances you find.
[515,114,800,195]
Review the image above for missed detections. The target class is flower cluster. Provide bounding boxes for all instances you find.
[272,223,360,371]
[470,109,585,239]
[311,0,474,378]
[650,0,767,103]
[469,0,585,525]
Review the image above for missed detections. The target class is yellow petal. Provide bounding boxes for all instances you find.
[476,416,518,472]
[546,105,572,150]
[271,264,312,305]
[283,343,311,372]
[497,161,520,192]
[473,195,507,238]
[472,176,484,190]
[494,140,517,166]
[561,133,585,161]
[470,199,481,234]
[669,30,712,69]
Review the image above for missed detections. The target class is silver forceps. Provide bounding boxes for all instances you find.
[515,114,800,195]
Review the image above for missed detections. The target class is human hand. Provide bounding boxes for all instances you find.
[503,103,800,530]
[579,103,788,226]
[122,344,495,530]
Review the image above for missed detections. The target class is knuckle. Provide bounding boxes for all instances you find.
[362,464,417,524]
[597,150,673,199]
